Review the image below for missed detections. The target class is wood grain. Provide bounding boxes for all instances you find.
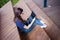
[27,25,50,40]
[0,1,20,40]
[24,0,60,40]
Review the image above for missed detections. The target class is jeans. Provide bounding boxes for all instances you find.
[24,17,44,33]
[24,11,44,33]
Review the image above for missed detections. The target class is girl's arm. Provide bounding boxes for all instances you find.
[24,17,36,29]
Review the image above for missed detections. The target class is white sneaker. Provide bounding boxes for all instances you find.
[39,20,47,28]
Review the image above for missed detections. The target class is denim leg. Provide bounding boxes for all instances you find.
[23,18,44,33]
[34,18,44,26]
[24,21,35,33]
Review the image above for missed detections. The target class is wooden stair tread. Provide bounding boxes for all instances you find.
[0,1,20,40]
[43,6,60,29]
[27,25,50,40]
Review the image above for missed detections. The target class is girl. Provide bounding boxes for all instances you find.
[13,7,35,33]
[13,7,47,33]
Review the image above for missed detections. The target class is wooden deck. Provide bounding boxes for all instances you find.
[0,1,20,40]
[33,0,60,29]
[0,0,60,40]
[24,0,60,40]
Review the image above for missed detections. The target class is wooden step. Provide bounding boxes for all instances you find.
[32,0,60,27]
[43,6,60,29]
[0,1,20,40]
[47,0,60,7]
[32,0,60,8]
[26,25,50,40]
[19,25,50,40]
[32,0,44,8]
[24,0,60,40]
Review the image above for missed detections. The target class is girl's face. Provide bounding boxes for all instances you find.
[19,11,24,16]
[16,8,22,16]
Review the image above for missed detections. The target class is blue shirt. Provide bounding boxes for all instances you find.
[15,18,35,33]
[15,19,24,30]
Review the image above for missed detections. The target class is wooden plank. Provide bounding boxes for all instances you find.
[24,0,60,40]
[14,0,31,21]
[0,10,1,33]
[27,25,50,40]
[32,0,44,8]
[43,6,60,28]
[0,1,20,40]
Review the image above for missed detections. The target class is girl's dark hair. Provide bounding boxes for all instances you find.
[13,7,25,22]
[17,8,23,14]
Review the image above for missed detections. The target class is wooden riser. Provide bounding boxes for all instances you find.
[24,0,60,40]
[0,1,20,40]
